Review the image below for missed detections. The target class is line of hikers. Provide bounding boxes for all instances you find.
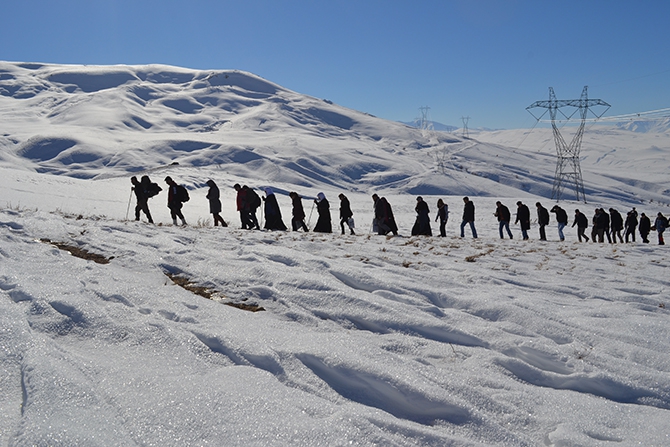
[130,176,667,245]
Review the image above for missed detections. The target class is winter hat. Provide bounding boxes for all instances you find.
[317,192,326,202]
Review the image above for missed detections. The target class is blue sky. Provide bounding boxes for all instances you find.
[2,0,669,129]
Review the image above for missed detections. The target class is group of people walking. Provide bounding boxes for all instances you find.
[130,176,668,245]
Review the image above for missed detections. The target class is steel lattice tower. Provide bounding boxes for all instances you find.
[527,86,610,202]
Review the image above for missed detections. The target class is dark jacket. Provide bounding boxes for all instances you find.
[291,194,305,220]
[515,204,531,230]
[610,210,623,231]
[375,197,398,233]
[537,205,550,226]
[496,204,511,222]
[206,180,222,214]
[462,201,475,222]
[639,215,651,234]
[550,206,568,225]
[572,212,588,229]
[596,211,610,230]
[339,196,353,220]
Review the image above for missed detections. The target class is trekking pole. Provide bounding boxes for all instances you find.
[125,188,133,221]
[307,202,315,228]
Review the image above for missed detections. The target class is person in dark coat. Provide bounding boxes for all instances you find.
[338,193,355,235]
[639,213,651,243]
[313,192,332,233]
[495,201,513,239]
[263,188,287,231]
[131,175,156,224]
[609,208,624,243]
[234,184,250,229]
[411,196,432,236]
[654,212,667,245]
[624,210,638,243]
[571,209,589,242]
[596,208,612,243]
[550,205,568,241]
[206,180,227,227]
[536,202,550,241]
[289,192,309,232]
[515,201,531,240]
[590,208,599,242]
[435,199,449,237]
[460,196,477,238]
[165,176,186,226]
[372,194,398,236]
[244,186,261,230]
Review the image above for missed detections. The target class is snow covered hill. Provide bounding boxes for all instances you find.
[1,62,670,446]
[2,61,669,205]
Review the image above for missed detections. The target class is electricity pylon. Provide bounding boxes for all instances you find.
[461,116,470,138]
[527,86,610,202]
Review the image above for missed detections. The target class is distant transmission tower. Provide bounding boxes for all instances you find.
[417,106,433,131]
[526,86,610,202]
[461,116,470,138]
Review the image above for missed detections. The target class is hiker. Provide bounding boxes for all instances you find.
[515,201,531,240]
[338,193,355,235]
[572,209,589,242]
[313,192,332,233]
[639,213,651,243]
[609,208,624,243]
[624,210,638,243]
[495,201,513,239]
[550,205,568,241]
[654,212,667,245]
[591,208,599,242]
[244,185,261,230]
[596,208,612,243]
[289,192,309,232]
[206,180,227,227]
[263,188,287,231]
[460,197,477,238]
[435,199,449,237]
[234,184,250,229]
[536,202,550,241]
[372,194,398,236]
[164,176,187,226]
[131,175,160,223]
[411,196,432,236]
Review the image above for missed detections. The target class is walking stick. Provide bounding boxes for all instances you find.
[307,201,315,228]
[125,188,133,221]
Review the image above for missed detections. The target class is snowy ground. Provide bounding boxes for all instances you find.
[1,62,670,446]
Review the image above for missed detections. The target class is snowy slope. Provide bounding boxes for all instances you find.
[1,62,670,446]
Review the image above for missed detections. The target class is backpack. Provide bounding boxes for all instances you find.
[176,185,190,203]
[248,189,261,209]
[146,182,162,198]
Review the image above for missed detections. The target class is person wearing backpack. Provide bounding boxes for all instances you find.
[550,205,568,241]
[165,176,187,226]
[609,208,624,243]
[243,185,261,230]
[653,212,668,245]
[571,209,589,242]
[624,210,638,243]
[206,180,227,227]
[131,175,157,224]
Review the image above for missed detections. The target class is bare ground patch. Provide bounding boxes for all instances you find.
[40,238,113,264]
[165,272,265,313]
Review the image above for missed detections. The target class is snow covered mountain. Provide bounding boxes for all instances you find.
[2,61,669,204]
[1,62,670,446]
